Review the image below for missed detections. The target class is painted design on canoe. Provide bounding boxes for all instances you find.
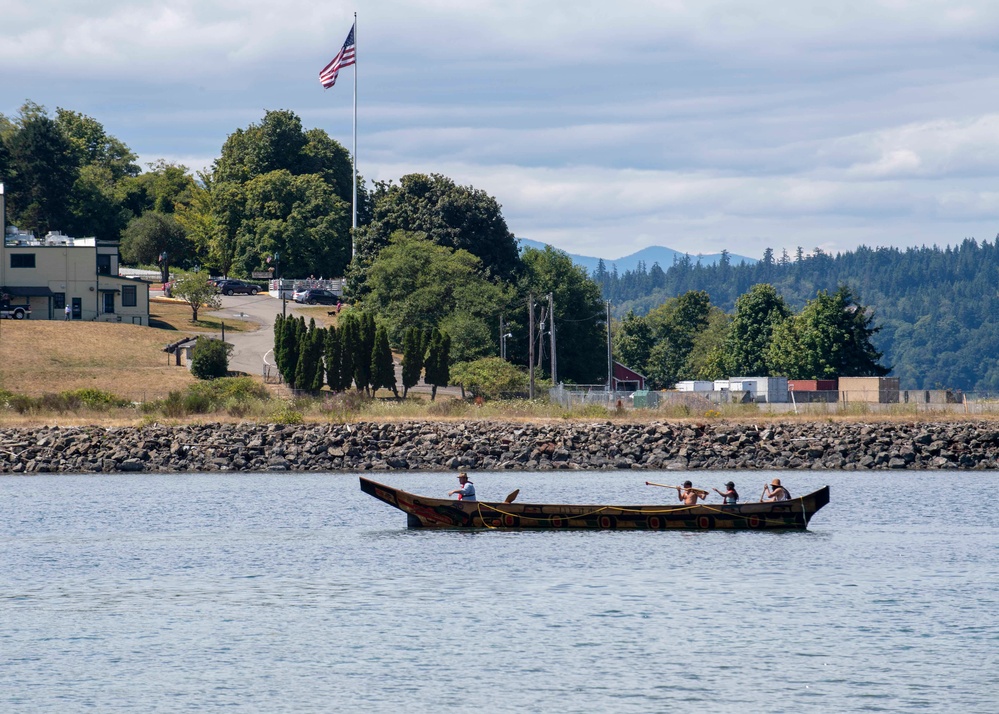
[359,477,830,531]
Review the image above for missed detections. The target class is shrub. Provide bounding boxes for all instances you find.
[190,336,232,380]
[61,388,131,410]
[450,357,528,400]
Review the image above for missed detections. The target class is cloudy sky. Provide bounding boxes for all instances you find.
[4,1,999,260]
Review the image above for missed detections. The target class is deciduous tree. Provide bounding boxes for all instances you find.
[171,272,221,322]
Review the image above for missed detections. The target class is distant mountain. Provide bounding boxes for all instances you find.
[517,238,757,275]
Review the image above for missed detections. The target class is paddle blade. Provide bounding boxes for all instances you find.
[505,489,520,504]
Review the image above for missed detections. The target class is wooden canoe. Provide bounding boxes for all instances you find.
[359,477,830,531]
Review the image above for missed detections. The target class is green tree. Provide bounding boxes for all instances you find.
[722,283,791,376]
[638,291,712,389]
[686,307,731,381]
[277,316,304,386]
[520,246,606,383]
[171,272,222,322]
[450,357,528,399]
[3,102,78,236]
[325,326,351,392]
[350,173,520,296]
[616,310,654,375]
[190,336,232,380]
[424,329,451,401]
[371,324,398,397]
[400,326,425,398]
[55,108,139,184]
[233,170,351,279]
[338,314,359,392]
[362,232,512,355]
[119,212,189,268]
[294,321,325,393]
[768,286,890,379]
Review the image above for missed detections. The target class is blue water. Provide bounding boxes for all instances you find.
[2,471,997,713]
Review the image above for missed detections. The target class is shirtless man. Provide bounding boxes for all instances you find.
[676,480,707,506]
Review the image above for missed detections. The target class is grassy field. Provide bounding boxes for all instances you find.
[0,320,199,399]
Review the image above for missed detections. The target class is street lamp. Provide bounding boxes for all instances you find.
[500,332,512,360]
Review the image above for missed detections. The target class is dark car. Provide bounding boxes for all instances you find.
[295,288,338,305]
[216,279,260,296]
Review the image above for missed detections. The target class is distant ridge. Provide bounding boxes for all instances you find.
[517,238,757,274]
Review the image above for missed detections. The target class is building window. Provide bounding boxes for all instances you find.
[53,293,66,310]
[10,254,35,268]
[97,254,111,275]
[122,285,136,307]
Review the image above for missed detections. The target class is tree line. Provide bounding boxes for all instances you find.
[617,284,888,390]
[598,240,999,392]
[273,313,451,399]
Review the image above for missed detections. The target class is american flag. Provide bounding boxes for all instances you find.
[320,24,356,89]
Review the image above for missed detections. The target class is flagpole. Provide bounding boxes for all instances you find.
[351,11,358,261]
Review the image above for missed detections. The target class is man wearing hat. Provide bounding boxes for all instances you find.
[448,472,476,501]
[713,481,739,505]
[763,478,790,502]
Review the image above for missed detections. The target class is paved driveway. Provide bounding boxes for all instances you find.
[200,292,315,375]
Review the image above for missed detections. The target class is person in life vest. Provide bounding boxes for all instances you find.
[713,481,739,505]
[763,478,791,501]
[448,472,476,501]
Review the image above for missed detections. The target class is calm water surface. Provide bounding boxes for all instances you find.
[2,471,997,713]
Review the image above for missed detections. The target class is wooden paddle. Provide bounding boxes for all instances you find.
[760,485,768,503]
[505,489,520,504]
[645,481,708,496]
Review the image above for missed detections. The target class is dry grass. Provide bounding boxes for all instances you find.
[0,320,198,399]
[149,298,257,333]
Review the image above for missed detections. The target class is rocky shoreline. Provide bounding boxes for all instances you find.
[1,420,997,473]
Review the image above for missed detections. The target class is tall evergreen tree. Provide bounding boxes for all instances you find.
[400,326,425,398]
[324,326,345,392]
[424,329,451,401]
[338,316,359,392]
[371,325,399,397]
[352,312,376,395]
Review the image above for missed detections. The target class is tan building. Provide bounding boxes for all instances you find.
[839,376,900,403]
[0,183,149,324]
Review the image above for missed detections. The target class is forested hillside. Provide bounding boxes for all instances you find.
[597,242,999,393]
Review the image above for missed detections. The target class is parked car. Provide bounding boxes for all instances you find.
[291,288,311,303]
[216,279,260,296]
[294,288,339,305]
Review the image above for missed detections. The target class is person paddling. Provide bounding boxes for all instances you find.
[448,472,476,501]
[676,481,707,506]
[763,478,790,502]
[713,481,739,505]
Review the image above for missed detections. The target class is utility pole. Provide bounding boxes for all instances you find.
[528,292,535,399]
[548,292,557,385]
[606,300,613,392]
